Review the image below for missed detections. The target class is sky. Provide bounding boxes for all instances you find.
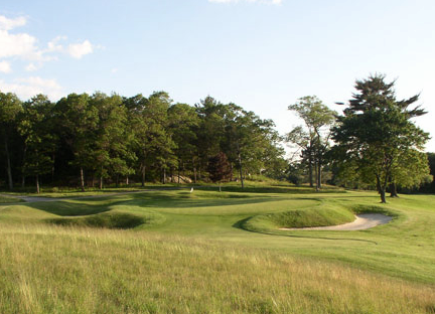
[1,0,435,152]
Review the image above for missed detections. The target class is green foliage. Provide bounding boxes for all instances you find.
[207,152,232,182]
[332,74,430,202]
[0,89,286,190]
[90,92,136,185]
[287,96,336,190]
[18,95,57,192]
[0,91,22,190]
[55,93,99,188]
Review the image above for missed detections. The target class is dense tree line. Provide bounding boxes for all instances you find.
[0,92,286,192]
[287,75,431,202]
[1,74,432,201]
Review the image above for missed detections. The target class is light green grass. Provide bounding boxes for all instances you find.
[0,195,22,203]
[0,185,435,313]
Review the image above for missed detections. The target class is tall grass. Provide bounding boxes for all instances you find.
[1,187,435,313]
[0,224,434,314]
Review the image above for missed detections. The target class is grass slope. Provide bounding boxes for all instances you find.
[0,184,434,313]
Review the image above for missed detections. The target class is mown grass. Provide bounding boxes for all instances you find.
[0,195,22,203]
[0,183,434,313]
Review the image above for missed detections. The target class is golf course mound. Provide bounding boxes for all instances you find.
[49,211,164,229]
[242,204,395,233]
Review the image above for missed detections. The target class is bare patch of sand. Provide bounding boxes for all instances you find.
[280,213,392,231]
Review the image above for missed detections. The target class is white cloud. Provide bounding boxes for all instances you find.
[0,60,11,73]
[47,36,67,53]
[67,40,93,59]
[209,0,282,4]
[0,76,63,100]
[25,63,38,72]
[0,14,96,71]
[0,29,40,60]
[0,15,26,31]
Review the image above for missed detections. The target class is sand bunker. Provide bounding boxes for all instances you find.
[280,213,392,231]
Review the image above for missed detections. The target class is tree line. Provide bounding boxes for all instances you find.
[287,74,431,203]
[0,74,432,202]
[0,92,286,193]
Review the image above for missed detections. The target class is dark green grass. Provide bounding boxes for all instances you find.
[49,211,164,229]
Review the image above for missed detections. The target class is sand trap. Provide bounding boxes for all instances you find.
[280,213,393,231]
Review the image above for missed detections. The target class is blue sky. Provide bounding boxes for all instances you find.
[1,0,435,152]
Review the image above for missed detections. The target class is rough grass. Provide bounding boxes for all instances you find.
[0,185,435,313]
[242,200,356,232]
[0,195,22,203]
[242,202,398,232]
[0,225,434,314]
[49,211,160,229]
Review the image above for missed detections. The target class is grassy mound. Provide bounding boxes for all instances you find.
[49,211,164,229]
[242,204,355,233]
[0,196,22,203]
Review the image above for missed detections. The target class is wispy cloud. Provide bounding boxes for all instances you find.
[67,40,93,59]
[0,60,11,73]
[0,76,63,100]
[0,14,96,72]
[209,0,282,4]
[0,15,26,31]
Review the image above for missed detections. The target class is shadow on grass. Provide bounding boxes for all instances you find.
[48,212,146,229]
[199,186,347,194]
[233,213,380,245]
[22,199,130,216]
[123,191,287,209]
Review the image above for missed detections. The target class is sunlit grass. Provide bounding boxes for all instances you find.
[0,184,435,313]
[0,225,434,313]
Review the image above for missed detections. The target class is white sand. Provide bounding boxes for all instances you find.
[280,213,392,231]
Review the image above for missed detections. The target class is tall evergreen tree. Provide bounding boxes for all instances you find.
[0,91,22,190]
[55,93,99,191]
[90,92,136,188]
[332,75,430,203]
[19,95,56,193]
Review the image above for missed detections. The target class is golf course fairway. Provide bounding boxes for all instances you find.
[0,185,434,313]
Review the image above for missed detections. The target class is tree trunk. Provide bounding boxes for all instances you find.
[308,158,313,188]
[36,174,40,194]
[239,153,244,189]
[126,176,129,185]
[318,157,322,189]
[193,157,197,183]
[4,136,13,190]
[162,167,166,184]
[380,189,386,203]
[178,168,180,184]
[389,182,399,198]
[376,175,387,203]
[314,160,319,192]
[116,174,119,187]
[99,176,103,190]
[51,153,56,184]
[80,168,85,192]
[22,144,27,188]
[141,163,146,187]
